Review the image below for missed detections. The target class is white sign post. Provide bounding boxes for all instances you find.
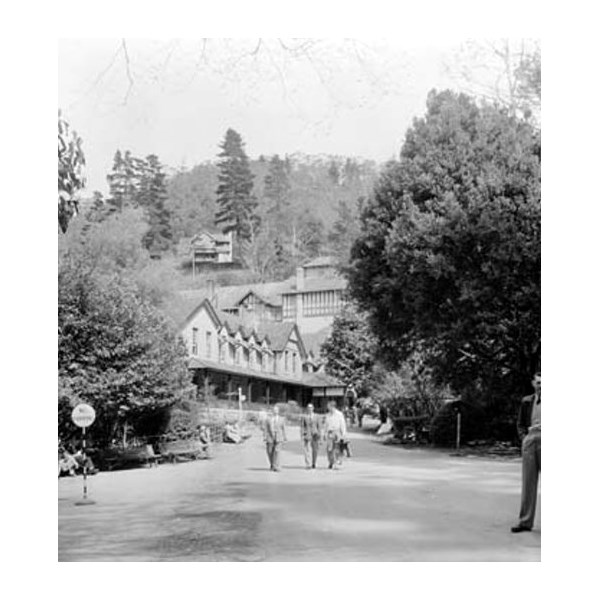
[71,403,96,506]
[238,387,246,420]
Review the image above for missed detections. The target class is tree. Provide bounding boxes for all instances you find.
[295,211,325,260]
[328,199,362,267]
[447,39,541,124]
[321,304,377,396]
[58,255,192,446]
[214,129,258,245]
[140,154,173,254]
[347,90,540,417]
[58,112,86,233]
[264,154,291,227]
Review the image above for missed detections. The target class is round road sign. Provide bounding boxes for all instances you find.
[71,403,96,428]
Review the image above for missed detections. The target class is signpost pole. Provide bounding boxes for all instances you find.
[72,403,97,506]
[456,411,461,451]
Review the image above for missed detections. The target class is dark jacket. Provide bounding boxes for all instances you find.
[516,394,536,440]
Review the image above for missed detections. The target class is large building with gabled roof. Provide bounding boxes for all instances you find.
[172,296,346,410]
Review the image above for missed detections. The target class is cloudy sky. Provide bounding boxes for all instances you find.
[59,38,489,194]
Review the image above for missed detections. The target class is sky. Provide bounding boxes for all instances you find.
[59,38,487,195]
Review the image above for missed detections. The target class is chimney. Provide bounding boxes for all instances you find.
[296,267,305,291]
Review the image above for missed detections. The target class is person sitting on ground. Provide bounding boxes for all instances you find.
[58,447,78,477]
[223,421,242,444]
[74,448,99,475]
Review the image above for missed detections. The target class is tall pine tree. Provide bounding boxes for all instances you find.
[140,154,173,255]
[214,129,258,243]
[106,150,142,211]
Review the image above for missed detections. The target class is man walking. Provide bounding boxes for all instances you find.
[324,401,347,469]
[512,372,541,533]
[300,403,321,469]
[264,405,287,472]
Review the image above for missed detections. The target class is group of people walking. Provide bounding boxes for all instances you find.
[262,401,350,472]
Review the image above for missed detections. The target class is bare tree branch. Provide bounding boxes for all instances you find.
[121,39,134,105]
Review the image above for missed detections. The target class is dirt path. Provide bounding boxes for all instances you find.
[58,426,540,561]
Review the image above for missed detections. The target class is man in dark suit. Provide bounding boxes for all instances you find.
[300,403,321,469]
[264,405,287,472]
[512,372,541,533]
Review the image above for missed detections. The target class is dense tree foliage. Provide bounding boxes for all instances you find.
[165,151,378,279]
[347,90,541,417]
[58,112,86,232]
[58,253,192,446]
[321,304,377,396]
[139,155,173,254]
[214,128,258,245]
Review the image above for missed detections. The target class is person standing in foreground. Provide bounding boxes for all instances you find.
[264,405,287,472]
[512,372,541,533]
[324,401,347,469]
[300,403,321,469]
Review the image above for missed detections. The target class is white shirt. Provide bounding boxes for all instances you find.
[325,409,347,437]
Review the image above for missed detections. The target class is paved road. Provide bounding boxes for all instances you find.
[58,426,540,561]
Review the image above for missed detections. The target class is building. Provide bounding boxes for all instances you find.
[281,256,347,334]
[176,297,346,410]
[189,231,234,268]
[179,256,348,359]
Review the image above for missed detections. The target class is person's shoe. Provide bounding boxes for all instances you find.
[312,465,316,469]
[328,464,333,469]
[511,525,532,533]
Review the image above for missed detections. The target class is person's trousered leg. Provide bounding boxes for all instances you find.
[302,439,311,467]
[518,434,541,529]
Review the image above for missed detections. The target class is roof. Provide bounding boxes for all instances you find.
[189,357,345,389]
[257,321,297,352]
[179,279,294,309]
[188,357,305,387]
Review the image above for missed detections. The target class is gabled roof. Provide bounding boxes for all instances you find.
[179,297,221,331]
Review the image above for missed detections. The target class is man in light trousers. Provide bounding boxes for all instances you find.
[512,372,541,533]
[324,401,347,469]
[264,405,287,472]
[300,403,321,469]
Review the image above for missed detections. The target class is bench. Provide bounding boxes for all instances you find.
[158,439,210,462]
[100,444,161,471]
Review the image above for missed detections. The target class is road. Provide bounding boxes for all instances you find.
[58,424,541,561]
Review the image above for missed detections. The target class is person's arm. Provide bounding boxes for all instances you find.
[282,419,287,443]
[341,413,347,438]
[516,399,529,441]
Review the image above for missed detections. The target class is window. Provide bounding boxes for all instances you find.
[219,338,225,362]
[283,295,297,320]
[191,328,198,355]
[292,352,297,373]
[284,351,289,372]
[206,331,212,358]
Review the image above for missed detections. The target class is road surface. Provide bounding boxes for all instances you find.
[58,425,540,561]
